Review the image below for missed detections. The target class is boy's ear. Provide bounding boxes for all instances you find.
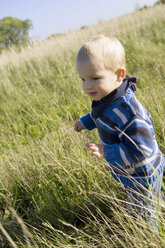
[116,68,126,82]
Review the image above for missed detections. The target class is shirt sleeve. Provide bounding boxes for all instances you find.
[104,116,155,167]
[79,113,96,131]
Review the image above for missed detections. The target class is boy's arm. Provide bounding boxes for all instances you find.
[104,116,154,166]
[79,113,97,131]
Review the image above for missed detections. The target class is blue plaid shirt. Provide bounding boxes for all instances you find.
[80,88,164,187]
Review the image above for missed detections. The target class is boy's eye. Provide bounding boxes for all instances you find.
[92,77,99,80]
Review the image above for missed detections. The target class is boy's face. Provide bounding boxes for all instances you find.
[77,60,119,101]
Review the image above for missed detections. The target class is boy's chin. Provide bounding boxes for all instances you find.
[90,96,101,101]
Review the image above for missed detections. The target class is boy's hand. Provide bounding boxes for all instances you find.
[74,121,84,132]
[85,143,105,160]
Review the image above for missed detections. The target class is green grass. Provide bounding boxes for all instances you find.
[0,3,165,247]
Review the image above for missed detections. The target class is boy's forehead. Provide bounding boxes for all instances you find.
[77,60,104,77]
[77,58,104,71]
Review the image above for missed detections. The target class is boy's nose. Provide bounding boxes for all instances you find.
[84,80,92,89]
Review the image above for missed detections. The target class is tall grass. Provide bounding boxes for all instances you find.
[0,4,165,247]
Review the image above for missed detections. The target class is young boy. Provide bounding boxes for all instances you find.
[74,34,165,228]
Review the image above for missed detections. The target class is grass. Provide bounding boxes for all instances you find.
[0,3,165,247]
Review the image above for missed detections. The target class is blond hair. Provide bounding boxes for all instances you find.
[76,34,126,73]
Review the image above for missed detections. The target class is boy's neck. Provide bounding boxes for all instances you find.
[91,75,137,119]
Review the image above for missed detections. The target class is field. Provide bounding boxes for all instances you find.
[0,3,165,247]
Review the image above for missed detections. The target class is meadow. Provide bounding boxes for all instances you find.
[0,3,165,247]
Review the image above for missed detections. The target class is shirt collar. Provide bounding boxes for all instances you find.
[91,75,138,119]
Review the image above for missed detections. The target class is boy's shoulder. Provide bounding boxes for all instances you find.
[102,88,151,127]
